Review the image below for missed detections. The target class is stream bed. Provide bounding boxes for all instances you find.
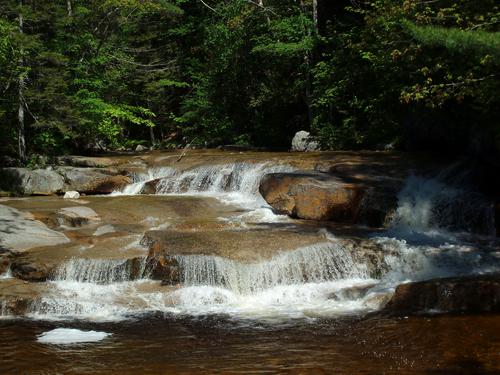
[1,153,499,373]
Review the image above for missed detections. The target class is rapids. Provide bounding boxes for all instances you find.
[0,154,499,373]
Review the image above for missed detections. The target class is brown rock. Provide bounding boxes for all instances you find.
[0,248,13,275]
[10,255,56,282]
[259,172,363,221]
[141,178,161,194]
[385,274,500,314]
[82,175,132,194]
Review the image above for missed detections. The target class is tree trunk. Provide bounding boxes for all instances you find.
[18,0,26,162]
[149,126,155,146]
[312,0,318,34]
[67,0,73,17]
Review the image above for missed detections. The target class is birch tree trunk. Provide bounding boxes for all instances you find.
[18,0,26,162]
[67,0,73,17]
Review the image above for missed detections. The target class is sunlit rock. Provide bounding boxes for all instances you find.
[0,204,69,252]
[0,168,64,195]
[259,172,363,221]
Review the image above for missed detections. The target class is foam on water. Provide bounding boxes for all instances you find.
[390,174,495,238]
[0,267,12,280]
[113,162,294,222]
[4,164,499,323]
[173,242,369,293]
[37,328,111,344]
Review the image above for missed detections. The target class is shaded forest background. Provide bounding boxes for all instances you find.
[0,0,499,164]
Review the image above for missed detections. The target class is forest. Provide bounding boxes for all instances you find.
[0,0,499,163]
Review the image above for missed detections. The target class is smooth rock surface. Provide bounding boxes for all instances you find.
[259,172,363,221]
[58,206,100,226]
[0,204,69,252]
[83,175,132,194]
[0,168,64,195]
[384,274,500,314]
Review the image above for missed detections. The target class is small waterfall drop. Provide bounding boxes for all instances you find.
[115,162,295,211]
[391,174,495,236]
[173,242,369,294]
[53,257,150,284]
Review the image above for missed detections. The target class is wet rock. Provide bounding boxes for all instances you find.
[135,145,148,152]
[291,131,320,152]
[259,172,363,221]
[0,204,69,252]
[10,256,55,281]
[357,187,398,227]
[141,178,161,194]
[63,191,80,199]
[58,206,100,227]
[0,168,64,195]
[0,247,13,275]
[79,175,132,194]
[384,274,500,314]
[142,228,330,282]
[328,283,377,301]
[143,228,326,262]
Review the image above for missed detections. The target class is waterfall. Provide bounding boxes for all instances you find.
[114,162,294,209]
[173,242,369,294]
[52,257,150,284]
[391,174,495,236]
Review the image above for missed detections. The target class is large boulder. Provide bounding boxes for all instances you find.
[0,168,64,195]
[291,131,319,152]
[259,172,363,221]
[57,167,128,193]
[384,274,500,314]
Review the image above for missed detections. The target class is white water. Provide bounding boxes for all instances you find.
[0,267,12,279]
[390,174,495,237]
[37,328,111,344]
[53,257,150,283]
[2,164,499,322]
[173,242,368,293]
[113,162,295,219]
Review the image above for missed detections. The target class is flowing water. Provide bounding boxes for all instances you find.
[1,158,499,373]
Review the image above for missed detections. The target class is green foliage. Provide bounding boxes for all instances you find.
[0,0,498,159]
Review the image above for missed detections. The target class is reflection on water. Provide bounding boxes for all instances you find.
[1,314,499,374]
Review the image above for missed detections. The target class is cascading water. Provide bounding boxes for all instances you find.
[391,173,495,237]
[115,162,295,210]
[53,257,150,283]
[2,161,499,322]
[174,242,369,293]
